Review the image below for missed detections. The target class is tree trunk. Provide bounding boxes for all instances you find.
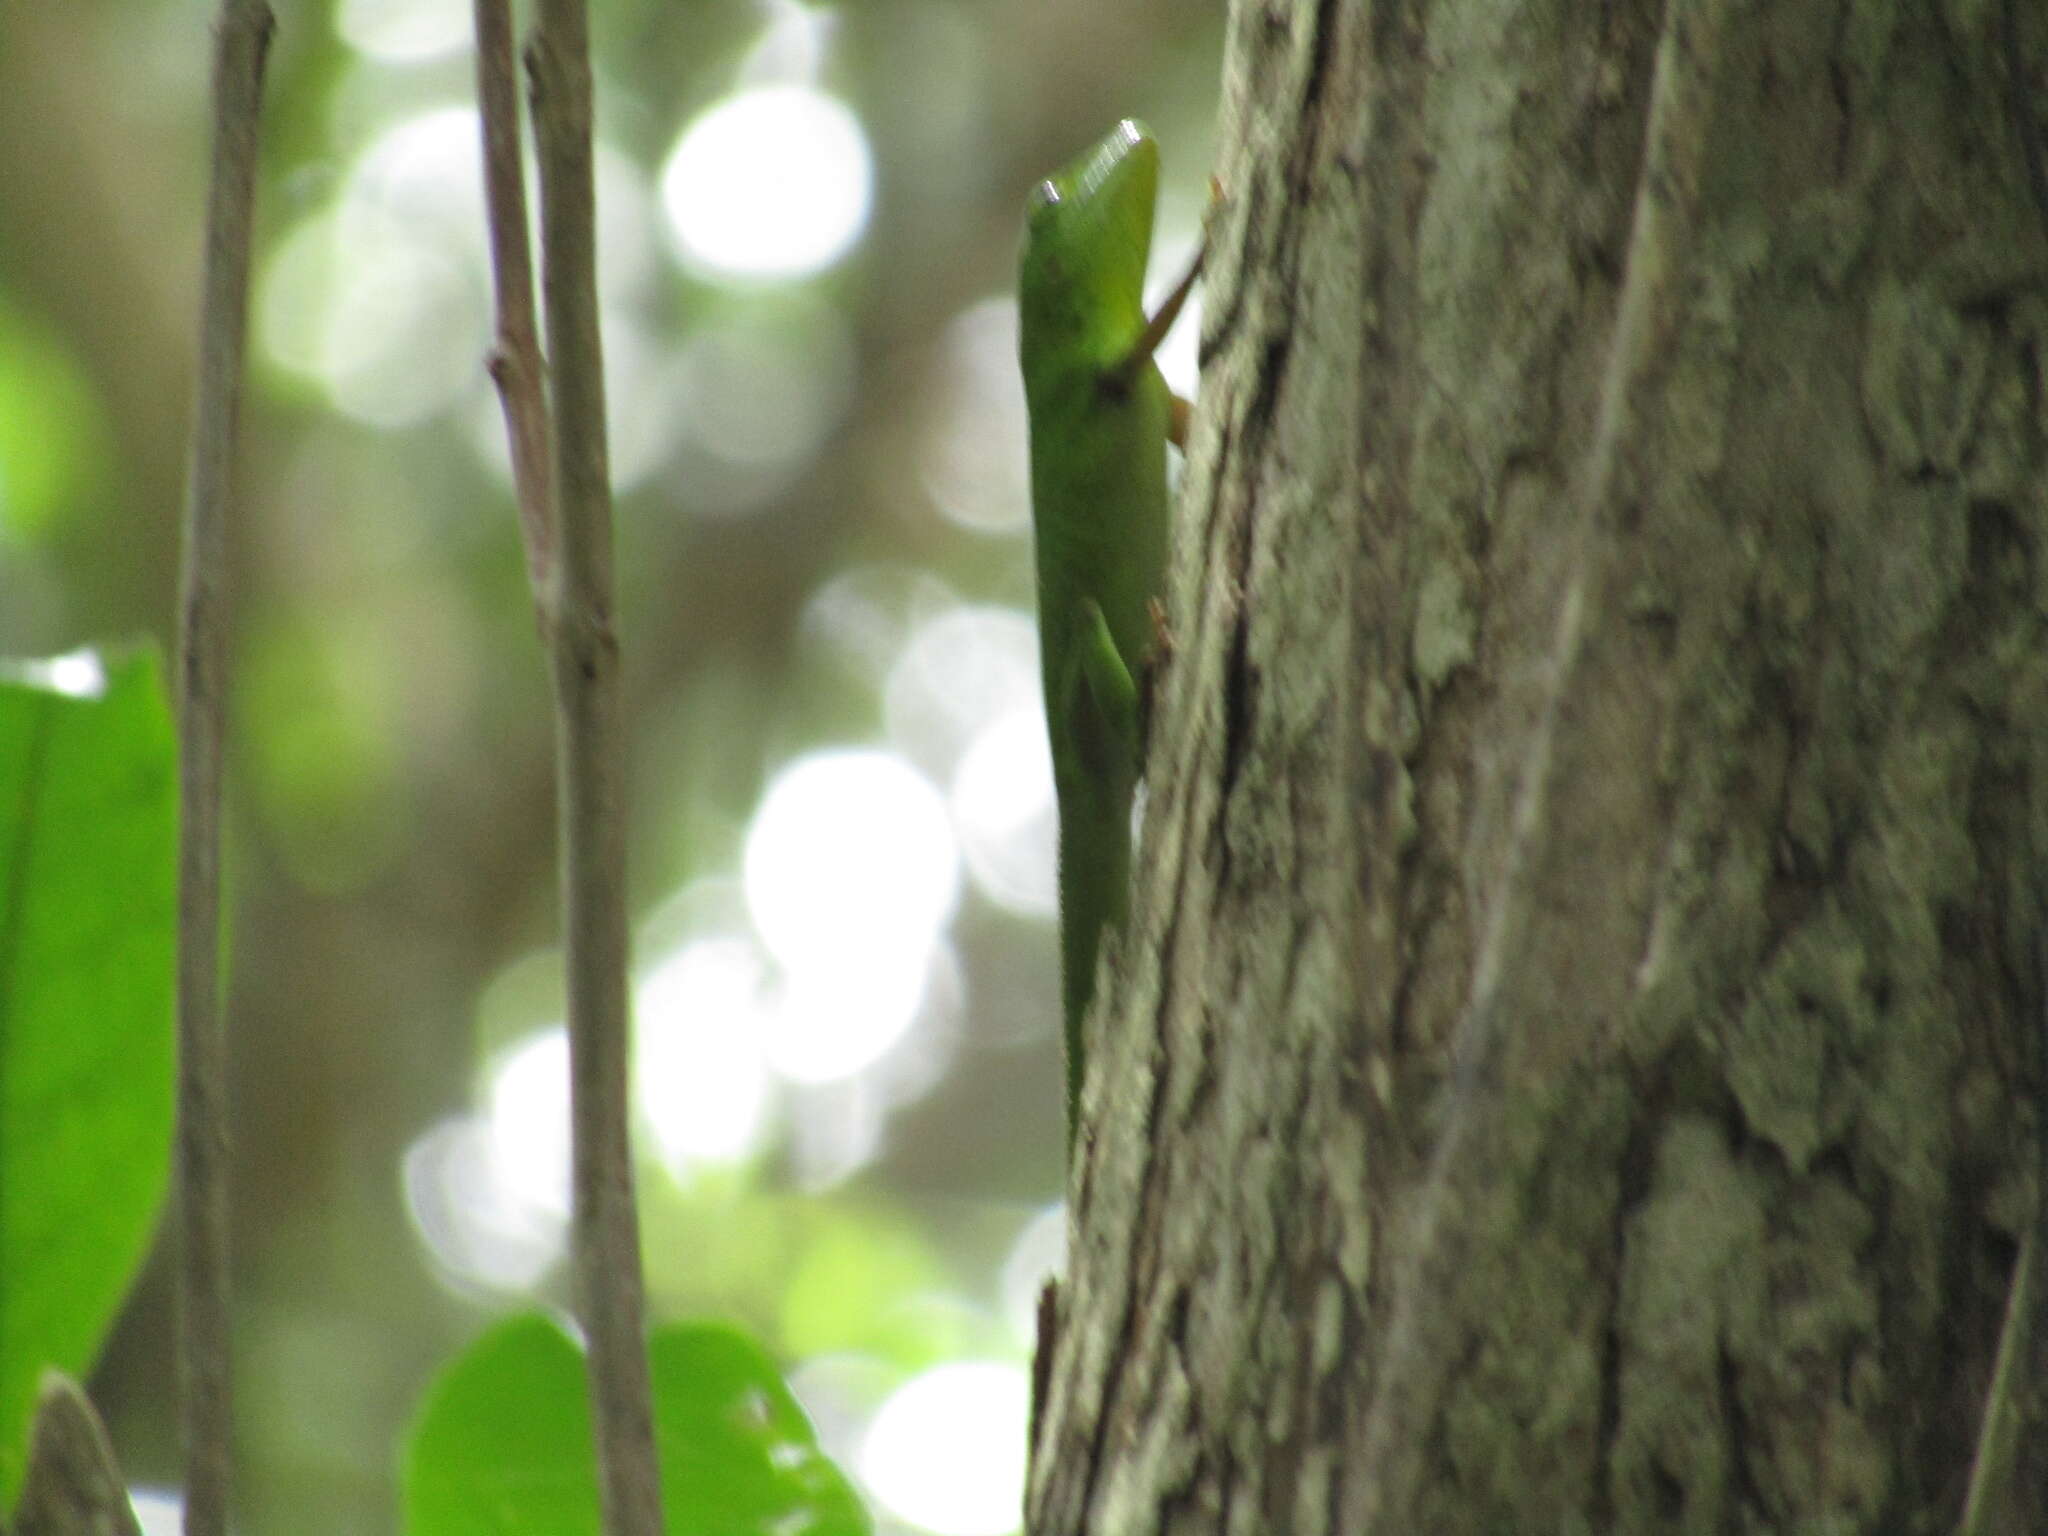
[1027,1,2048,1531]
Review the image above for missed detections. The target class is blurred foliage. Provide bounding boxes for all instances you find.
[0,652,176,1508]
[402,1314,868,1536]
[0,297,113,543]
[0,0,1220,1530]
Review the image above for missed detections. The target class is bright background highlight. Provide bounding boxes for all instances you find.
[660,86,874,281]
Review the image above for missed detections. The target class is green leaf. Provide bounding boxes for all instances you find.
[0,650,177,1506]
[645,1323,869,1535]
[402,1317,598,1536]
[403,1313,870,1536]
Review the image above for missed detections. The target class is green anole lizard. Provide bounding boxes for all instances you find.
[1018,120,1202,1150]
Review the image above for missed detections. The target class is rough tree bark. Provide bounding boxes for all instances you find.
[1028,1,2048,1532]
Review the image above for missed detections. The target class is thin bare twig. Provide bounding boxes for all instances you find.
[174,4,273,1535]
[473,0,554,610]
[523,3,666,1532]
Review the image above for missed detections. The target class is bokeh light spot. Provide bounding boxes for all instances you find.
[266,109,659,435]
[745,750,959,975]
[883,605,1039,777]
[765,954,929,1086]
[260,108,492,430]
[861,1362,1029,1535]
[130,1488,183,1536]
[951,706,1055,918]
[5,648,108,700]
[635,938,776,1172]
[336,0,470,62]
[400,1115,563,1293]
[660,86,872,280]
[743,751,959,1086]
[918,299,1030,535]
[344,106,488,246]
[599,323,689,493]
[800,566,960,689]
[485,1028,572,1221]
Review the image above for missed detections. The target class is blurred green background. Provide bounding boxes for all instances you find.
[0,1,1219,1531]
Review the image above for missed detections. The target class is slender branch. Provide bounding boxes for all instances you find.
[524,4,666,1532]
[173,5,272,1535]
[473,0,555,613]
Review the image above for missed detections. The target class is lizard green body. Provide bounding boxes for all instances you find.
[1018,120,1199,1146]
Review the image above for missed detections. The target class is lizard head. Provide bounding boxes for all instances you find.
[1018,119,1159,382]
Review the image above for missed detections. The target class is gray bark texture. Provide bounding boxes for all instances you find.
[1026,1,2048,1532]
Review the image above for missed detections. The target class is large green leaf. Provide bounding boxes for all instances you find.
[0,650,177,1504]
[403,1313,870,1536]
